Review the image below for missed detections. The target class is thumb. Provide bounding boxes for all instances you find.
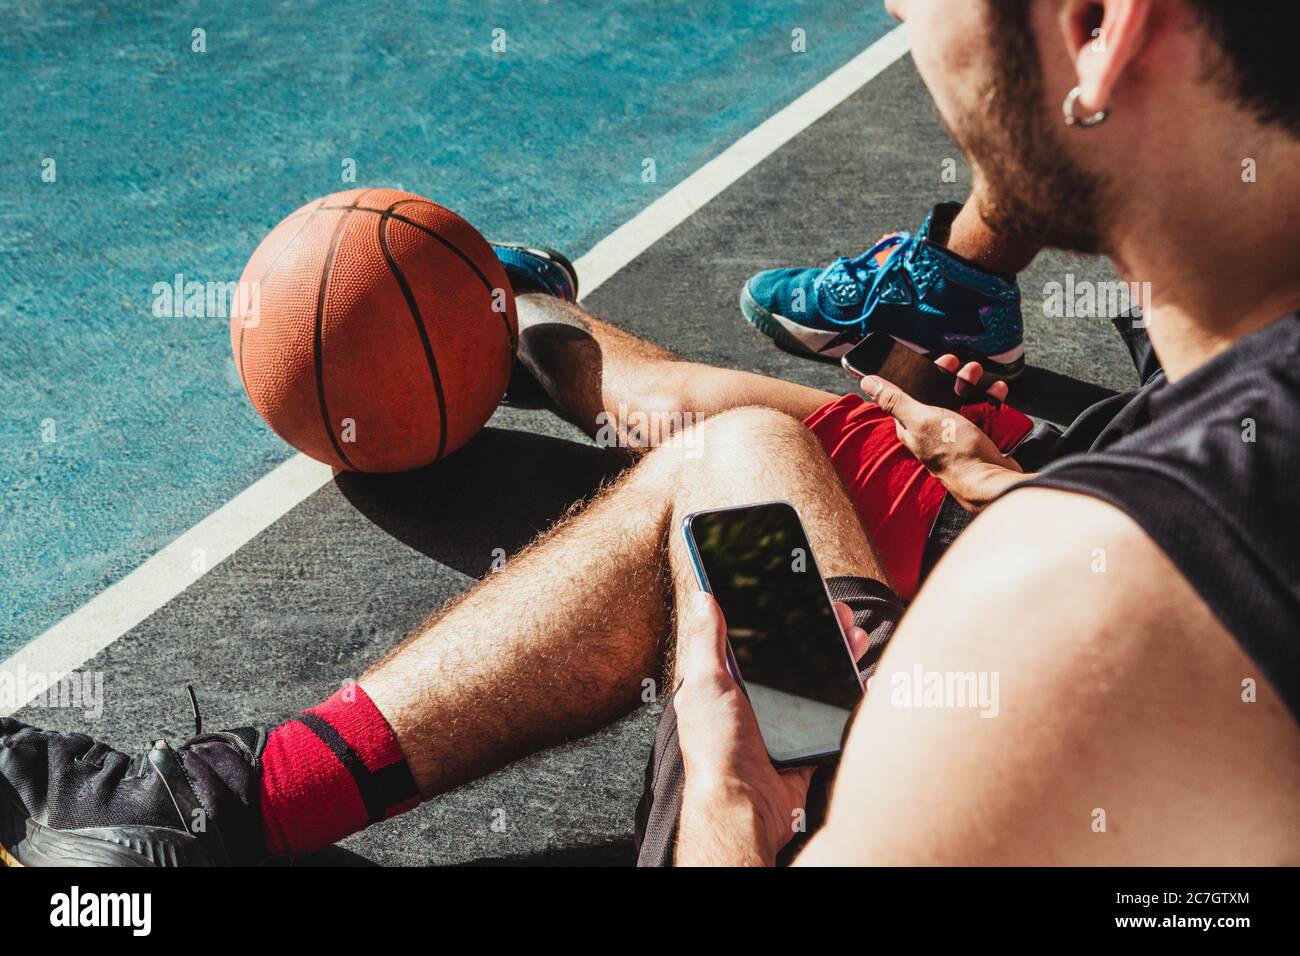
[782,765,816,789]
[834,601,871,662]
[860,375,926,431]
[678,591,730,683]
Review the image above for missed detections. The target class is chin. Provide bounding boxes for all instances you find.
[973,172,1106,256]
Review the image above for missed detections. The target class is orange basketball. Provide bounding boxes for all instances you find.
[230,188,517,472]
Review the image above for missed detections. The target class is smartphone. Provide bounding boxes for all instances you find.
[841,331,998,410]
[681,500,865,766]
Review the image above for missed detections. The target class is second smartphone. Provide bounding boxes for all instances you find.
[841,331,999,409]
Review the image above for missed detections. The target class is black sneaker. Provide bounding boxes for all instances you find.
[0,713,266,867]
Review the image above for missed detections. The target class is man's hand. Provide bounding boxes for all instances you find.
[861,356,1030,512]
[672,591,868,866]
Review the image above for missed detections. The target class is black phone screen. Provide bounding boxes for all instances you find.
[842,331,985,410]
[685,501,864,763]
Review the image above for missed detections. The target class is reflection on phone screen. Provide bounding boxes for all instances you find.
[688,501,864,762]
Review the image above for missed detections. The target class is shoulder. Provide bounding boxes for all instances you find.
[929,485,1191,646]
[805,485,1300,864]
[888,486,1216,739]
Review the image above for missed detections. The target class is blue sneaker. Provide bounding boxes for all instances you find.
[740,202,1024,377]
[491,242,579,302]
[491,242,580,407]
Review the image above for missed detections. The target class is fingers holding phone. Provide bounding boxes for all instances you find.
[933,353,1010,404]
[835,602,871,662]
[860,370,1028,512]
[841,331,1009,409]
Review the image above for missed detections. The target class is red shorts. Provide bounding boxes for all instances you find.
[803,394,1033,601]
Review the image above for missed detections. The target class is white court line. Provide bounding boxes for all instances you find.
[578,25,910,294]
[1,455,336,715]
[0,26,909,715]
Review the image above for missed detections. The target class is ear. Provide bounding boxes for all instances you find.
[1058,0,1153,115]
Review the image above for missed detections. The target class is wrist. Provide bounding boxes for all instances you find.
[949,460,1028,512]
[678,776,779,866]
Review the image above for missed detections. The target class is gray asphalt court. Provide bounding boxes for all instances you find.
[16,54,1134,866]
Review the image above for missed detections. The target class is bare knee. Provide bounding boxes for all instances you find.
[636,404,821,489]
[692,405,820,462]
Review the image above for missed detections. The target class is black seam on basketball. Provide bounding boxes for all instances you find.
[308,203,514,350]
[382,201,492,286]
[379,210,449,461]
[387,200,517,352]
[379,196,433,213]
[238,197,328,395]
[313,208,359,471]
[313,198,436,215]
[314,206,494,288]
[273,189,394,223]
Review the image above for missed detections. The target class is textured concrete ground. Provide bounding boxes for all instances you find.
[16,54,1135,865]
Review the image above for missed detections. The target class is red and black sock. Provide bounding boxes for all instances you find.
[259,684,419,857]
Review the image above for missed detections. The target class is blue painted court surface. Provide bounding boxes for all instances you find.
[0,1,898,657]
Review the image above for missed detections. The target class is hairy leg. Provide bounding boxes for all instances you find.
[360,406,887,797]
[659,408,890,683]
[515,293,836,457]
[513,191,1040,457]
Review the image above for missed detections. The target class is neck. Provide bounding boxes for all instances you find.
[1103,143,1300,382]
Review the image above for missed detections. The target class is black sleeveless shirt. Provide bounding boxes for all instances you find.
[1007,314,1300,723]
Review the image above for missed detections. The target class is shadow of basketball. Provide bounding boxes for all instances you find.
[334,426,626,579]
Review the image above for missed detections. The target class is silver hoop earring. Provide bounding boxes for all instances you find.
[1062,86,1109,128]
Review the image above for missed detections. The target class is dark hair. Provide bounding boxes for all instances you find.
[989,0,1299,139]
[1184,0,1300,138]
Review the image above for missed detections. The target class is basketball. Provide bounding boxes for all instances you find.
[230,188,517,472]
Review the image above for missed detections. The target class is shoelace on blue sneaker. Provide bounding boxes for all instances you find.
[822,232,914,331]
